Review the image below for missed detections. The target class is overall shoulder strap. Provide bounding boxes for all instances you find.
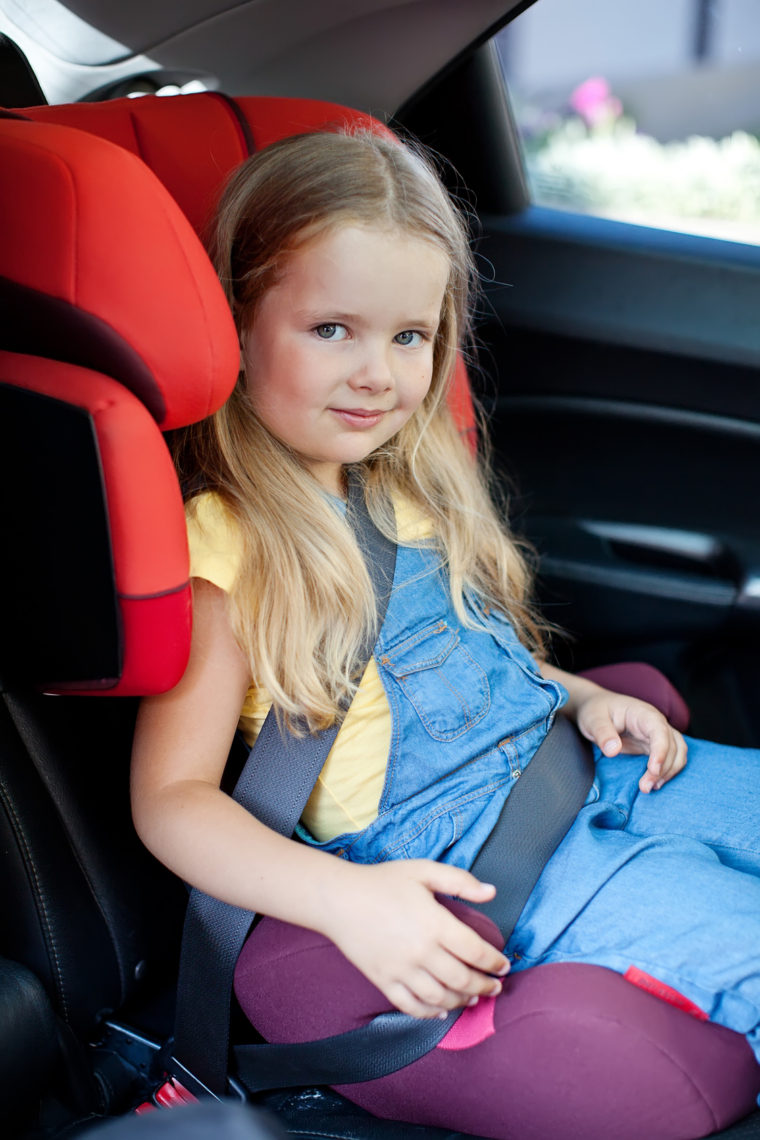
[171,469,397,1097]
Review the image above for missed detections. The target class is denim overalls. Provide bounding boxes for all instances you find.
[302,533,760,1063]
[300,538,566,869]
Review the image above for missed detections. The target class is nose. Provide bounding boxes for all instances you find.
[348,341,394,393]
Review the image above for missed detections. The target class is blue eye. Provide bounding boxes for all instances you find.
[395,330,423,347]
[314,323,347,340]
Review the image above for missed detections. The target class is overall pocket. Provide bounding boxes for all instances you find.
[380,620,490,741]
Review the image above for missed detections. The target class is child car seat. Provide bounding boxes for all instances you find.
[0,90,758,1139]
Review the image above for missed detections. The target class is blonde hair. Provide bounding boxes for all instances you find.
[174,129,547,731]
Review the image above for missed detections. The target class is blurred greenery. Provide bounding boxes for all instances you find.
[517,83,760,245]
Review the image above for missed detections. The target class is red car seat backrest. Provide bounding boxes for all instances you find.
[0,91,439,1044]
[17,93,476,438]
[0,112,239,694]
[19,93,477,440]
[0,94,476,697]
[18,94,386,235]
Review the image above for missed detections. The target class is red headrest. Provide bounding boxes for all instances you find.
[21,93,391,236]
[11,93,475,441]
[0,116,239,429]
[0,93,475,695]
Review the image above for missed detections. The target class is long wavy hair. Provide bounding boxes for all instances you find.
[173,129,548,731]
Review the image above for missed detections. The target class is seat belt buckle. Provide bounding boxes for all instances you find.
[134,1077,199,1114]
[166,1053,249,1103]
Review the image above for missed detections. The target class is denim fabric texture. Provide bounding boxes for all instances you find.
[509,735,760,1062]
[300,539,566,868]
[300,535,760,1066]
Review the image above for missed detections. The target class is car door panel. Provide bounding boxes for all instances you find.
[475,208,760,740]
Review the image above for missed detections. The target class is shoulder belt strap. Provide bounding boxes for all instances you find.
[171,469,397,1096]
[171,477,594,1097]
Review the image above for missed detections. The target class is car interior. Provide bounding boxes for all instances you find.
[1,2,760,1138]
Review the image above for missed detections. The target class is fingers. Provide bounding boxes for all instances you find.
[385,940,507,1019]
[585,701,668,760]
[577,704,622,757]
[576,691,689,793]
[336,860,512,1019]
[439,904,510,978]
[640,728,688,792]
[392,864,510,1015]
[384,980,445,1020]
[417,859,497,904]
[416,860,510,968]
[386,978,468,1020]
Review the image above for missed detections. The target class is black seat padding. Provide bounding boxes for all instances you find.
[0,34,46,108]
[0,957,58,1127]
[0,691,187,1040]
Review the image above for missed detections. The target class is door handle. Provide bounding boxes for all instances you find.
[579,521,736,581]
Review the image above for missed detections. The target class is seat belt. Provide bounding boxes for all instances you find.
[171,470,397,1097]
[170,476,595,1099]
[232,715,593,1093]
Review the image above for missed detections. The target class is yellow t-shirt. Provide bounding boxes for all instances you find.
[186,492,431,842]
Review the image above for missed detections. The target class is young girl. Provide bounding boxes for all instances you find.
[131,129,760,1136]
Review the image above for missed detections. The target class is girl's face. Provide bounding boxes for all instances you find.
[240,223,449,497]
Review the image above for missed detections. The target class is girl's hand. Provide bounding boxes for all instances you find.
[538,662,688,794]
[574,688,688,793]
[321,859,510,1019]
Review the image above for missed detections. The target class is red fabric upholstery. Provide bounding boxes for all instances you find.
[0,350,191,694]
[0,116,239,430]
[1,93,475,695]
[0,92,477,694]
[20,94,391,237]
[17,94,477,443]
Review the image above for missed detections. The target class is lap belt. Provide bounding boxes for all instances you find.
[170,474,595,1099]
[232,715,593,1094]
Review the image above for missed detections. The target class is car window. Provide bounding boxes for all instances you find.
[496,0,760,246]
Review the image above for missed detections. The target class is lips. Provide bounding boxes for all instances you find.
[330,408,387,428]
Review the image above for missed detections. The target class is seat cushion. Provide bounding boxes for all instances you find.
[237,905,760,1140]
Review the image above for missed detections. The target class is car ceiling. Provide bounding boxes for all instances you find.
[0,0,523,113]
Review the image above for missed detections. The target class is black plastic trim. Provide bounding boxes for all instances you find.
[481,207,760,371]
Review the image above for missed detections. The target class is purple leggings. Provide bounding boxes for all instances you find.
[234,900,760,1140]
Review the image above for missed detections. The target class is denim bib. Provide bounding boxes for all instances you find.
[301,540,567,869]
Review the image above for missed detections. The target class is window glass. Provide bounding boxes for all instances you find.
[497,0,760,245]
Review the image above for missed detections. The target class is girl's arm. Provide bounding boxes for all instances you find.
[131,578,509,1019]
[538,661,688,792]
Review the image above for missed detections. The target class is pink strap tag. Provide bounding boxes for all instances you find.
[624,966,708,1021]
[437,995,497,1051]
